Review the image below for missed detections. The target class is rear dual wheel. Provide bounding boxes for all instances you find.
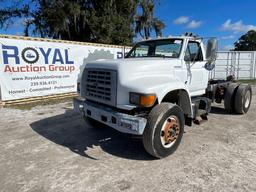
[143,103,185,158]
[224,84,252,114]
[224,83,238,113]
[234,84,252,114]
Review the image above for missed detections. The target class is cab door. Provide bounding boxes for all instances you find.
[184,41,208,96]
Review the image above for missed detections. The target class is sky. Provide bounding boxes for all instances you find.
[0,0,256,50]
[154,0,256,50]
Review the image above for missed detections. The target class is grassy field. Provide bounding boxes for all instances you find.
[5,97,73,110]
[237,79,256,85]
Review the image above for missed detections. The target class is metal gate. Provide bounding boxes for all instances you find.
[210,51,256,80]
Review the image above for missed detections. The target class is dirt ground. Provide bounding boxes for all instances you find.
[1,88,256,192]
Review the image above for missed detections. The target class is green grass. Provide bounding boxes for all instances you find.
[5,97,73,110]
[237,79,256,85]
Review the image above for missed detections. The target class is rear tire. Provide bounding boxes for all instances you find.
[143,103,185,159]
[224,83,239,113]
[234,84,252,114]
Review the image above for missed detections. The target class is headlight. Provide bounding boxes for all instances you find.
[129,92,156,107]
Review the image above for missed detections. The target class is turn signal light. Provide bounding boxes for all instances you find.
[129,93,156,107]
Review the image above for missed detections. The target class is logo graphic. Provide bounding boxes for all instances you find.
[2,45,74,65]
[2,45,75,73]
[21,47,39,64]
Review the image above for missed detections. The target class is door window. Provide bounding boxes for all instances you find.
[185,42,203,61]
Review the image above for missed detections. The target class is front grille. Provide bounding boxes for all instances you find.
[83,69,117,106]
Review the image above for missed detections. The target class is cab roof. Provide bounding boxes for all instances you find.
[138,35,202,44]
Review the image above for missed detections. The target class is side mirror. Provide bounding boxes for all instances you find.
[206,38,218,64]
[204,62,215,71]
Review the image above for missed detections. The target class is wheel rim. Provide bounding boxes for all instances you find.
[160,115,180,148]
[244,90,251,108]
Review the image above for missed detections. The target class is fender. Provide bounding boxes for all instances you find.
[151,81,193,118]
[117,75,193,117]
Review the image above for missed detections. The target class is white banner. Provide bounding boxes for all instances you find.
[0,37,125,101]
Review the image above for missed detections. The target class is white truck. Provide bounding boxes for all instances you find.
[73,33,252,158]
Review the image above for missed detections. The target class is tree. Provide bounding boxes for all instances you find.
[134,0,165,39]
[0,0,164,44]
[0,0,139,45]
[234,30,256,51]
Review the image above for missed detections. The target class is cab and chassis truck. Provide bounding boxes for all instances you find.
[74,34,252,158]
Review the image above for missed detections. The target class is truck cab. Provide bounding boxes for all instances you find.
[126,36,209,96]
[74,34,252,158]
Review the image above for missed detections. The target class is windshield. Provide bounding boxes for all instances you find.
[126,39,183,58]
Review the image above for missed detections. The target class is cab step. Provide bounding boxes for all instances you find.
[191,97,211,125]
[193,113,208,125]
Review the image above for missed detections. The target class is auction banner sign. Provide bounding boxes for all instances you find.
[0,35,125,101]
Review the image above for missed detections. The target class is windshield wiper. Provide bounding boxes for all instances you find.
[151,54,172,58]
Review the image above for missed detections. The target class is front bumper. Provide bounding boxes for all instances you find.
[73,97,147,135]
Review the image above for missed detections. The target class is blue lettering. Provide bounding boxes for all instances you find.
[117,52,123,59]
[52,49,64,64]
[65,49,74,64]
[39,48,51,64]
[2,45,20,64]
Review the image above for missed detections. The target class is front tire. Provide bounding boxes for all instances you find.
[143,103,185,158]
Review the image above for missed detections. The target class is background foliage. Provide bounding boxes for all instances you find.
[0,0,165,45]
[234,30,256,51]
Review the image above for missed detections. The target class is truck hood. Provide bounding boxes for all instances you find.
[84,57,186,109]
[85,57,181,72]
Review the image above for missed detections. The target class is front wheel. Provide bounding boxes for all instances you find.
[143,103,185,158]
